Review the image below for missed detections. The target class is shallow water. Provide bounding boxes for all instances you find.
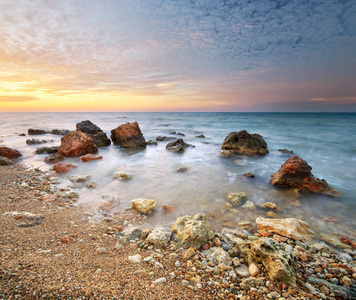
[1,112,355,234]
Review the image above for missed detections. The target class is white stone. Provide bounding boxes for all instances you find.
[128,254,142,263]
[153,277,166,284]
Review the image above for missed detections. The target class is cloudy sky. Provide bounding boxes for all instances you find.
[0,0,355,112]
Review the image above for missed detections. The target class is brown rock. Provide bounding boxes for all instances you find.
[99,201,114,212]
[0,147,22,159]
[60,235,72,243]
[270,155,341,197]
[28,128,46,135]
[221,130,269,155]
[44,153,64,164]
[80,154,103,162]
[58,131,98,157]
[161,204,176,212]
[256,217,315,242]
[249,263,260,277]
[110,122,146,148]
[53,163,77,173]
[76,120,102,134]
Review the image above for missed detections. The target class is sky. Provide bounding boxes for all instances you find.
[0,0,355,112]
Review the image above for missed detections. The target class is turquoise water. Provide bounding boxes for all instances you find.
[0,112,355,234]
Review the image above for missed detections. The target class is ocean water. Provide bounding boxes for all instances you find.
[0,112,355,235]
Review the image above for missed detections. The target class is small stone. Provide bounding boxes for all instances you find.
[241,200,256,209]
[99,201,114,212]
[183,247,196,260]
[161,204,176,212]
[235,264,249,278]
[249,263,260,277]
[132,198,157,214]
[182,280,190,286]
[153,277,166,284]
[60,235,71,243]
[128,254,142,263]
[96,247,107,254]
[176,166,188,172]
[213,237,222,247]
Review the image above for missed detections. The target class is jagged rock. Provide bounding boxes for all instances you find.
[76,120,102,134]
[270,155,341,197]
[0,156,13,165]
[219,150,234,158]
[145,227,172,248]
[202,246,232,266]
[111,121,146,148]
[28,128,46,135]
[89,132,111,147]
[0,147,22,159]
[166,139,194,153]
[238,238,297,286]
[132,198,157,214]
[278,148,294,154]
[221,130,269,155]
[227,192,246,206]
[80,154,103,162]
[241,200,256,210]
[58,131,98,157]
[53,163,77,173]
[256,217,315,242]
[170,213,214,248]
[176,166,188,172]
[196,134,205,138]
[44,153,64,164]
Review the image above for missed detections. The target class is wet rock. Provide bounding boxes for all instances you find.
[221,130,269,155]
[195,134,205,138]
[0,147,22,159]
[258,202,282,211]
[146,140,158,145]
[58,131,98,157]
[53,163,77,173]
[156,136,175,141]
[270,155,341,197]
[145,227,172,248]
[69,175,90,183]
[122,227,142,241]
[89,132,111,147]
[242,173,255,178]
[161,204,176,212]
[26,138,46,145]
[51,129,70,135]
[80,154,103,162]
[238,238,297,286]
[171,213,214,248]
[99,201,114,212]
[28,128,46,135]
[0,156,13,165]
[44,153,64,164]
[113,173,132,180]
[132,198,157,214]
[256,217,315,242]
[76,120,102,134]
[166,138,194,153]
[202,246,232,266]
[227,192,246,206]
[278,148,294,154]
[241,200,256,210]
[111,121,146,148]
[219,150,234,158]
[36,146,59,154]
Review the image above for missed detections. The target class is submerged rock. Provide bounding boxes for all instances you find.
[166,138,194,153]
[0,147,22,159]
[132,198,157,214]
[156,136,175,141]
[256,217,315,242]
[80,154,103,162]
[51,129,70,135]
[227,192,246,206]
[270,155,341,197]
[221,130,269,155]
[44,153,64,164]
[36,146,58,154]
[28,128,46,135]
[111,121,146,148]
[170,213,214,248]
[53,163,77,173]
[58,131,98,157]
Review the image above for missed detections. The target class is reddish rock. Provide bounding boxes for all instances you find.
[53,163,77,173]
[60,235,72,243]
[221,130,269,155]
[58,131,98,157]
[340,236,351,245]
[99,201,114,212]
[161,204,176,212]
[351,242,356,249]
[270,156,341,197]
[0,147,22,159]
[110,122,146,148]
[80,154,103,162]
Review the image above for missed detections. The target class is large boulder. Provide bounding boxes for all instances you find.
[0,147,22,159]
[170,213,214,248]
[58,131,98,157]
[110,122,146,148]
[238,238,297,287]
[270,155,341,197]
[166,138,194,153]
[76,120,102,134]
[221,130,269,155]
[256,217,315,242]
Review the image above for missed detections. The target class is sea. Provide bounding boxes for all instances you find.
[0,112,355,236]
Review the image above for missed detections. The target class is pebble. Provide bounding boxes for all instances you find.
[128,254,141,263]
[153,277,166,284]
[249,263,260,277]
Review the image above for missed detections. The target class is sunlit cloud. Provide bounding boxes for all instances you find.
[0,95,39,102]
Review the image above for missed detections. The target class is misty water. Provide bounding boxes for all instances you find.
[1,112,355,237]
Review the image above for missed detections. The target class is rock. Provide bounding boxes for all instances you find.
[122,227,142,241]
[196,134,205,138]
[39,194,56,203]
[170,213,214,248]
[2,211,43,220]
[111,121,146,148]
[86,182,96,189]
[249,263,260,277]
[219,150,234,158]
[256,217,315,242]
[161,204,176,212]
[182,247,196,260]
[213,237,222,247]
[64,191,79,199]
[44,153,64,164]
[60,235,71,243]
[240,278,264,290]
[28,128,46,135]
[0,156,13,165]
[53,163,77,173]
[36,146,59,154]
[113,172,132,180]
[145,227,172,248]
[58,131,98,157]
[241,200,256,210]
[309,243,331,254]
[132,198,157,214]
[242,173,255,178]
[69,175,90,182]
[99,201,114,212]
[235,264,250,278]
[258,202,282,211]
[51,129,70,135]
[319,233,352,249]
[176,166,188,172]
[202,246,232,266]
[227,192,246,206]
[221,130,269,155]
[153,277,166,284]
[238,238,297,286]
[278,148,294,154]
[270,155,341,197]
[146,140,158,145]
[128,254,142,263]
[76,120,102,134]
[166,139,194,153]
[26,138,45,145]
[170,131,185,136]
[156,136,175,141]
[80,154,103,162]
[89,132,111,147]
[0,147,22,159]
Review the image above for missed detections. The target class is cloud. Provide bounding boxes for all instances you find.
[0,95,39,102]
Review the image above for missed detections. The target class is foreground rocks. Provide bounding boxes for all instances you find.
[111,121,146,148]
[58,131,98,157]
[270,155,341,197]
[221,130,269,155]
[0,147,22,159]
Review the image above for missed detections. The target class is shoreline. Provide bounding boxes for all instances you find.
[0,164,355,299]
